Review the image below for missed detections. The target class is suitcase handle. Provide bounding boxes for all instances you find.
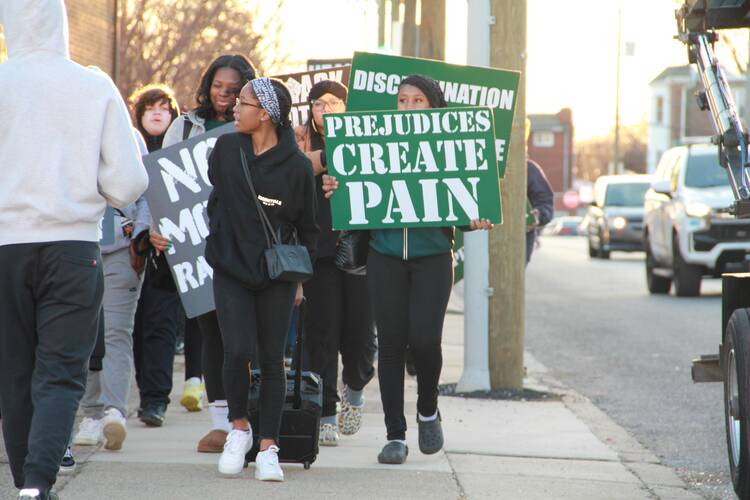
[293,299,305,409]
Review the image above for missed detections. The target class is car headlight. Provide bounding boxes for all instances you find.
[612,216,627,230]
[685,202,711,218]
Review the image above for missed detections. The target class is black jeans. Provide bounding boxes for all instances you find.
[367,249,452,441]
[0,241,103,495]
[213,271,295,441]
[196,311,225,403]
[305,257,376,417]
[133,264,181,406]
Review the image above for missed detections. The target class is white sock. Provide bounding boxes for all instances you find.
[209,401,232,432]
[185,376,201,386]
[388,439,407,445]
[418,411,438,422]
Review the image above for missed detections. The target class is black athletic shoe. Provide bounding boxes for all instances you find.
[17,490,59,500]
[58,446,76,475]
[140,402,167,427]
[405,347,417,377]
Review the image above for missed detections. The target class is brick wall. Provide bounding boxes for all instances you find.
[0,2,116,75]
[66,0,116,76]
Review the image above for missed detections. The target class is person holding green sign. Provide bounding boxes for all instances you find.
[294,80,377,447]
[323,75,492,465]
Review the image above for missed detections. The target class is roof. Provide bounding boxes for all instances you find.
[595,174,655,185]
[529,114,565,132]
[650,64,743,85]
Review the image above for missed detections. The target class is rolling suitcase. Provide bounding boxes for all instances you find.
[245,300,322,469]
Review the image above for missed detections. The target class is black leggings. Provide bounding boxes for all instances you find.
[184,316,203,380]
[196,311,225,403]
[305,257,376,417]
[367,249,453,441]
[213,271,295,441]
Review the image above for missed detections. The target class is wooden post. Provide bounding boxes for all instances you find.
[488,0,527,390]
[419,0,446,60]
[402,0,418,56]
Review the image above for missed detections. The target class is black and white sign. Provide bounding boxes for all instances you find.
[142,123,235,318]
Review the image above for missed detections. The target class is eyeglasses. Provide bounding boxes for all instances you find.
[311,98,345,111]
[236,98,263,109]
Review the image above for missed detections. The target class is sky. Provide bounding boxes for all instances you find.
[272,0,748,142]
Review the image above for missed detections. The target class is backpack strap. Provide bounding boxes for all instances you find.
[182,116,193,142]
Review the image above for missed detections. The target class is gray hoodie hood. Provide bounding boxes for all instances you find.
[0,0,70,59]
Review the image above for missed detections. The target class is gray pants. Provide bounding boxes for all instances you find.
[80,247,143,419]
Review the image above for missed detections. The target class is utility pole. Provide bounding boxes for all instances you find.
[612,8,622,175]
[458,0,492,393]
[745,31,750,128]
[488,0,527,390]
[378,0,386,48]
[402,0,418,57]
[419,0,446,60]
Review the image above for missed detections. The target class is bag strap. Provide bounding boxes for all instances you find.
[239,149,280,248]
[182,116,193,142]
[293,299,305,409]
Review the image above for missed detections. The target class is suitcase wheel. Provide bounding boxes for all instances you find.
[304,461,311,470]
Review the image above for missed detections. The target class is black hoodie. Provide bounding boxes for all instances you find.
[205,128,319,290]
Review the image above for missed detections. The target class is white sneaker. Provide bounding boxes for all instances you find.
[102,408,127,451]
[255,445,284,481]
[218,429,253,477]
[319,423,340,446]
[73,417,102,446]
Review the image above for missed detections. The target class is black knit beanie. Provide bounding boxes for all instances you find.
[308,80,348,103]
[399,74,448,108]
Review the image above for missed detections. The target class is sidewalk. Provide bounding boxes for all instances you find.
[2,304,701,499]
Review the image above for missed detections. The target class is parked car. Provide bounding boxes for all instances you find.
[542,216,583,236]
[643,144,750,296]
[585,174,653,259]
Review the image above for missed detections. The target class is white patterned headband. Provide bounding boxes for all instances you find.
[251,77,281,125]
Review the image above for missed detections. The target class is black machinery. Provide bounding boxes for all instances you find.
[679,1,750,498]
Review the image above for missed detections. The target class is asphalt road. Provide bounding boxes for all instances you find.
[525,235,732,500]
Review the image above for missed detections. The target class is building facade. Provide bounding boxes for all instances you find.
[647,65,746,172]
[528,108,575,211]
[0,1,116,76]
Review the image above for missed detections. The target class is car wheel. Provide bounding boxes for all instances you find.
[645,233,670,294]
[724,308,750,498]
[672,233,701,297]
[588,237,597,258]
[598,229,610,259]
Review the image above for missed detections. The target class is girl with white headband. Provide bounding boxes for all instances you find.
[205,77,319,481]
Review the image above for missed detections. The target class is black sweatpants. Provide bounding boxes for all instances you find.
[196,311,225,403]
[133,264,181,406]
[184,316,203,380]
[367,249,453,441]
[213,271,295,441]
[305,257,376,417]
[0,241,103,495]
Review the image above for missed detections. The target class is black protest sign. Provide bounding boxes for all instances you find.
[307,58,352,71]
[142,123,235,318]
[272,66,351,128]
[99,206,116,246]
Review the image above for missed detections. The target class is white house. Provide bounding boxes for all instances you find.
[647,65,746,172]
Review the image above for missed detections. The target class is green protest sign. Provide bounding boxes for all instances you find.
[346,51,520,178]
[324,106,501,230]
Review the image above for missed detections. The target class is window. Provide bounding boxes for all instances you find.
[604,183,651,207]
[533,131,555,148]
[655,96,664,124]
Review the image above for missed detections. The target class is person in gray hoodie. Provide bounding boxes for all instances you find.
[0,1,148,499]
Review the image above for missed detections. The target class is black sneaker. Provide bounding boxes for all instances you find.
[58,446,76,475]
[377,441,408,464]
[417,411,444,455]
[139,402,167,427]
[405,347,417,377]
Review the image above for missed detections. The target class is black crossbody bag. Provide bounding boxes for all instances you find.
[239,150,313,283]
